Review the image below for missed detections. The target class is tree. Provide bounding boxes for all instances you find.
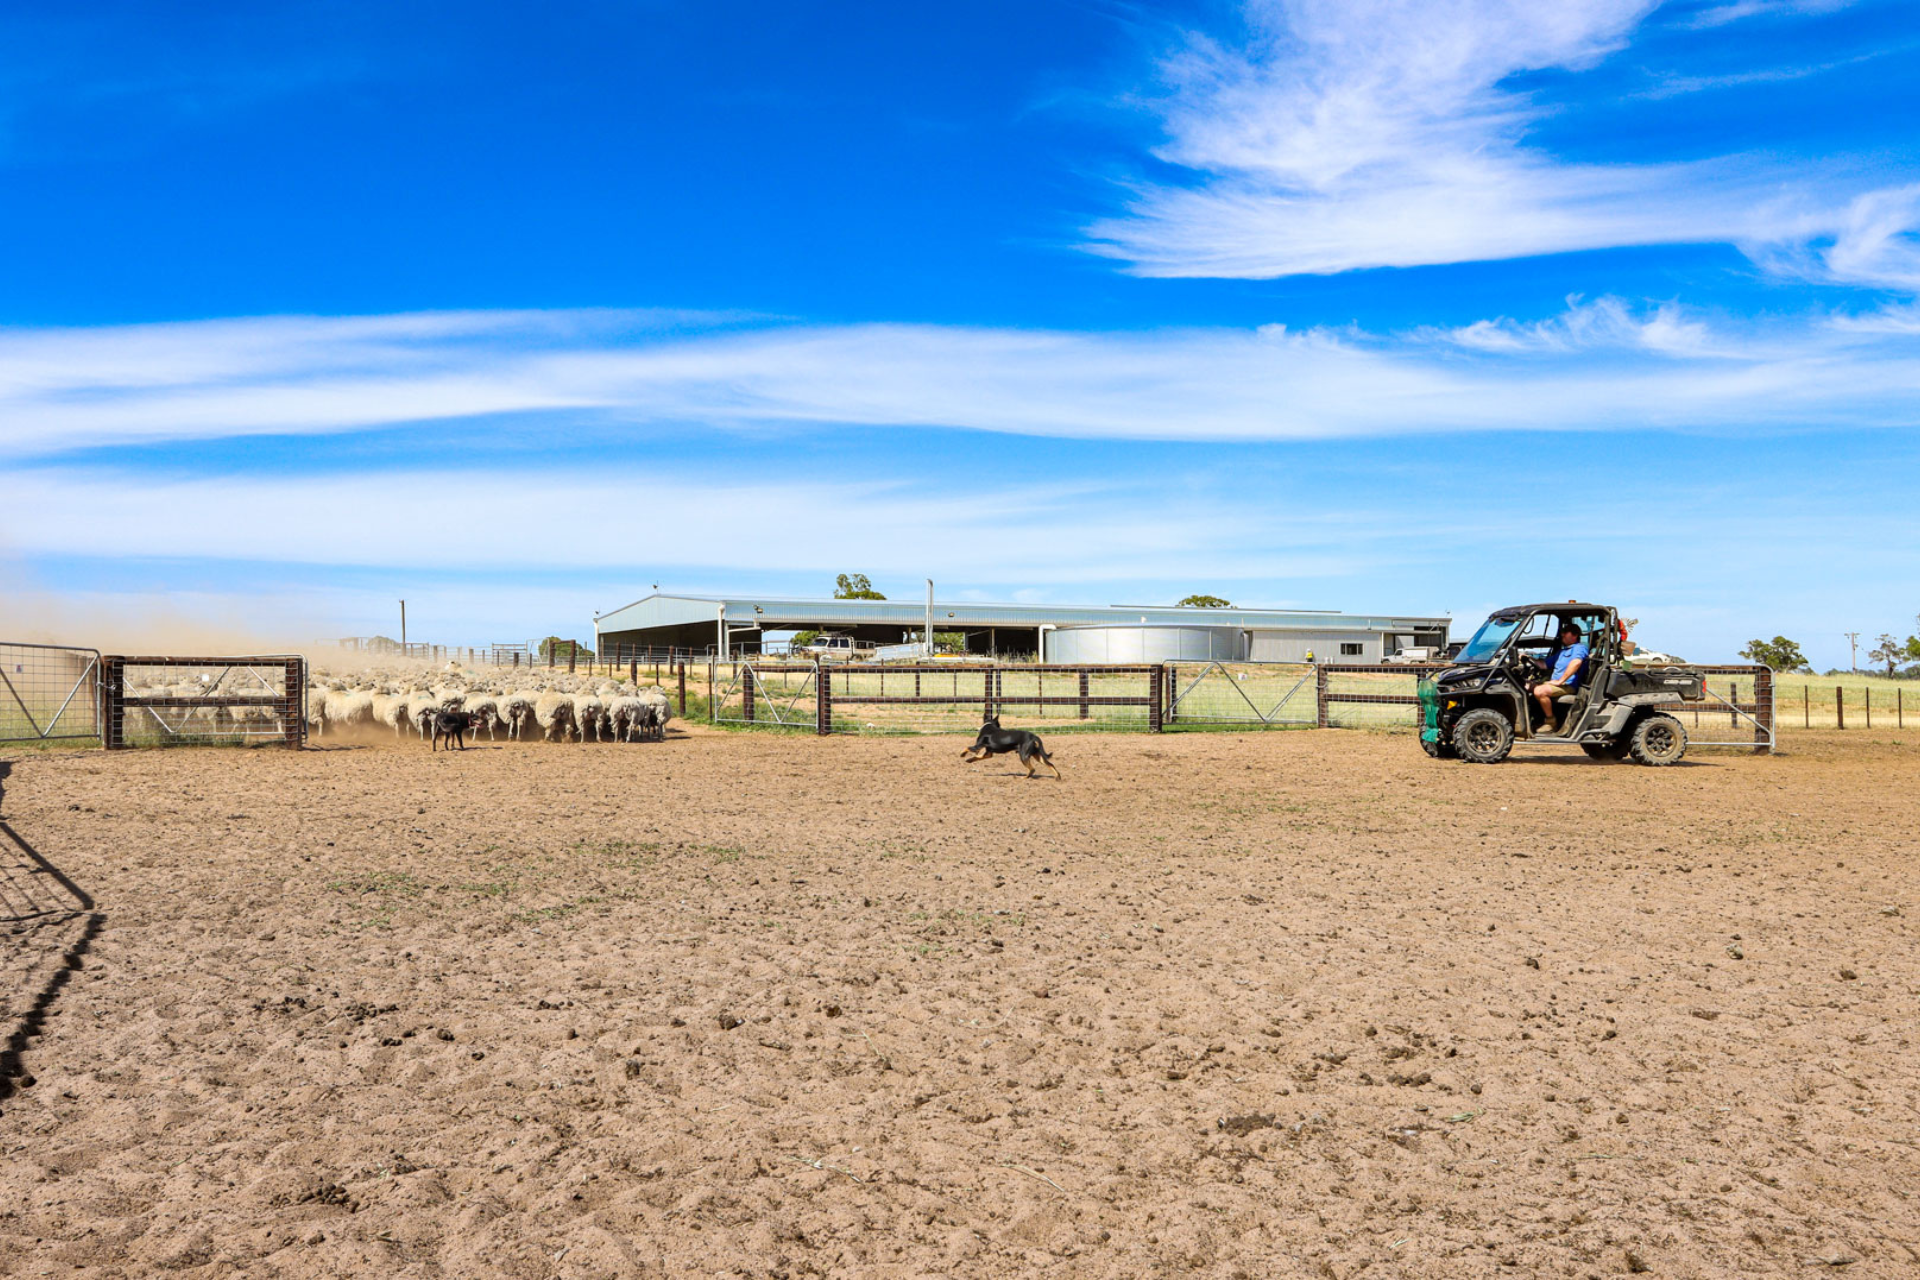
[1176,594,1232,608]
[538,636,593,662]
[1738,636,1808,672]
[1868,633,1907,677]
[833,573,886,600]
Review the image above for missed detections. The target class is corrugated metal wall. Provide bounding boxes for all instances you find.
[1042,625,1246,664]
[1246,630,1382,663]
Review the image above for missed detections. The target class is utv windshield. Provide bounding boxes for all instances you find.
[1455,615,1523,663]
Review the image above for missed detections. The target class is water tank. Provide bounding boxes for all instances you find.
[1041,624,1246,664]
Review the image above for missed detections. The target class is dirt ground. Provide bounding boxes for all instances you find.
[2,727,1917,1279]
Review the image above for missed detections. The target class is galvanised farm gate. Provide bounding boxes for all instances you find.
[0,643,307,749]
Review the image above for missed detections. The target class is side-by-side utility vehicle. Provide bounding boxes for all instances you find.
[1417,603,1704,765]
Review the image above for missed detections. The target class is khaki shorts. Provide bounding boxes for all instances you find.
[1534,682,1572,699]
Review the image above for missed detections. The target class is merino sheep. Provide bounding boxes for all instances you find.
[532,691,576,743]
[464,694,500,741]
[373,692,414,741]
[636,689,672,742]
[571,694,608,743]
[499,692,536,741]
[325,688,376,735]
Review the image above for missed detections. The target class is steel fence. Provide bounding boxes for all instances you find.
[711,662,1164,735]
[0,642,102,746]
[102,656,307,749]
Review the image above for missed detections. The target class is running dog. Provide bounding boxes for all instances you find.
[430,708,472,752]
[961,717,1062,779]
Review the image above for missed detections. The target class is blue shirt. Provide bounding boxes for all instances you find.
[1551,641,1590,687]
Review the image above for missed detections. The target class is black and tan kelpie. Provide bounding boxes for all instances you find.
[960,716,1062,780]
[431,709,473,752]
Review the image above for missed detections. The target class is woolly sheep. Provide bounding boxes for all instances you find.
[498,692,536,741]
[570,694,608,743]
[532,691,576,742]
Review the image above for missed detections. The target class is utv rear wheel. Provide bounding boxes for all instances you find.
[1452,708,1514,764]
[1629,714,1687,766]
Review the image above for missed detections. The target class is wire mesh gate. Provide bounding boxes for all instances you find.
[101,656,308,749]
[1164,661,1317,727]
[0,643,103,746]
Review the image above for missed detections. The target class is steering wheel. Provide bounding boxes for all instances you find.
[1519,654,1550,681]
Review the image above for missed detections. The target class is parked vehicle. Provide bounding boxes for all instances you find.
[1417,603,1704,765]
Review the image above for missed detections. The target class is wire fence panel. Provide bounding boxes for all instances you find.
[0,643,102,746]
[102,656,307,749]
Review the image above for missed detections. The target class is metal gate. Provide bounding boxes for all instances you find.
[710,663,821,730]
[0,642,102,746]
[101,656,308,749]
[1164,661,1317,727]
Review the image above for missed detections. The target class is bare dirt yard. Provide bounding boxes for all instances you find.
[2,728,1917,1279]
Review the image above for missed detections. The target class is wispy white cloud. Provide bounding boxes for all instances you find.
[3,304,1919,457]
[0,466,1362,584]
[1680,0,1856,30]
[1083,0,1882,278]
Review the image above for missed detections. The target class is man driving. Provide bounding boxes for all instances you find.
[1532,622,1588,736]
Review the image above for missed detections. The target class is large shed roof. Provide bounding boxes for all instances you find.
[595,593,1448,636]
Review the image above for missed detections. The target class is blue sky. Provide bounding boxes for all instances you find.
[2,0,1917,664]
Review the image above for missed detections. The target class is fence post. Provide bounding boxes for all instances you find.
[1804,686,1809,729]
[817,662,832,736]
[1148,665,1163,733]
[678,663,687,716]
[101,655,125,750]
[708,657,716,723]
[1315,664,1330,729]
[1730,681,1740,726]
[1865,688,1871,728]
[1079,669,1090,720]
[1753,667,1772,754]
[284,658,304,749]
[1900,688,1904,729]
[1836,686,1844,730]
[568,645,577,674]
[743,665,755,723]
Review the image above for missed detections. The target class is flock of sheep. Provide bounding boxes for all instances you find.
[308,668,675,744]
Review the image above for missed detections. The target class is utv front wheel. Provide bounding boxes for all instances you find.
[1452,708,1514,764]
[1629,714,1687,766]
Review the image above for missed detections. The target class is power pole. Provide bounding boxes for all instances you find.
[400,600,408,649]
[1844,631,1859,673]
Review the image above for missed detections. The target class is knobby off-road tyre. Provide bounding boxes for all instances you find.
[1452,708,1514,764]
[1629,713,1687,766]
[1581,740,1630,761]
